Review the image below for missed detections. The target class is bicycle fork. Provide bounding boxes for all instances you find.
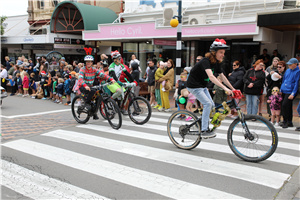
[237,109,255,141]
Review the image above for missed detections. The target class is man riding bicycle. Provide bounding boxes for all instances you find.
[187,38,235,139]
[78,48,115,120]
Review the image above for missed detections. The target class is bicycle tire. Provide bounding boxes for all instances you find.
[99,101,107,119]
[167,110,202,150]
[71,96,90,124]
[128,96,152,125]
[227,114,278,162]
[103,98,122,130]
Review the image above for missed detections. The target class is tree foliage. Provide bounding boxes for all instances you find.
[1,16,7,35]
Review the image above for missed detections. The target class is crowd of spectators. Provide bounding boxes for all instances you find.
[1,52,300,131]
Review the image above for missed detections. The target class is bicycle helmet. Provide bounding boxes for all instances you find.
[84,55,94,62]
[210,38,230,52]
[84,47,94,61]
[111,50,121,59]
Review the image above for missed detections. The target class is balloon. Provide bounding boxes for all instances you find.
[179,97,186,104]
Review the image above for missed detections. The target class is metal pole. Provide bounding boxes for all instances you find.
[176,0,182,82]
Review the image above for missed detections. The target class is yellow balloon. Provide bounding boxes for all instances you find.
[170,18,179,28]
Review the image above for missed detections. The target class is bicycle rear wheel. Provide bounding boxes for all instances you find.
[128,96,151,125]
[227,114,278,162]
[71,96,90,124]
[103,98,122,130]
[167,110,202,150]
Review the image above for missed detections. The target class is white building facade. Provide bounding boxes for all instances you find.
[83,0,300,75]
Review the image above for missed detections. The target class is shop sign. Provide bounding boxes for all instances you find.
[1,38,8,42]
[54,37,70,44]
[8,48,29,53]
[23,44,53,50]
[71,39,85,45]
[154,39,176,46]
[84,23,257,40]
[23,37,34,43]
[54,44,84,49]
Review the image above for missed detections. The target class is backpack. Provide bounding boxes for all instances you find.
[69,77,76,90]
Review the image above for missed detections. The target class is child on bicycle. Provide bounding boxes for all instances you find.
[107,50,137,114]
[78,48,115,120]
[186,38,235,138]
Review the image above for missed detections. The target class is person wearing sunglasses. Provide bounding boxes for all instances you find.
[243,59,266,120]
[267,86,282,126]
[108,51,137,114]
[280,58,300,128]
[227,60,246,118]
[196,56,203,63]
[266,61,286,120]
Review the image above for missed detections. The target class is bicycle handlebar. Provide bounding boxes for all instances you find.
[91,82,113,90]
[122,82,136,88]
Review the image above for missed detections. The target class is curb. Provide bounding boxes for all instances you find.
[274,166,300,200]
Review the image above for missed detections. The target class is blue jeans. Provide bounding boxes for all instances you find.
[246,95,260,115]
[297,100,300,116]
[187,87,214,131]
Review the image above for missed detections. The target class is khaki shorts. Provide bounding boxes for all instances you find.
[148,85,155,93]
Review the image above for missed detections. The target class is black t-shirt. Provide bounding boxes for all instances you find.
[187,57,222,88]
[258,54,270,64]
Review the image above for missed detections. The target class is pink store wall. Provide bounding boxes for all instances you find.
[84,23,257,40]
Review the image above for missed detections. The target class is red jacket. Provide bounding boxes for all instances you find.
[119,57,131,83]
[22,76,29,88]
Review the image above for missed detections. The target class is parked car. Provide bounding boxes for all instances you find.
[1,86,8,105]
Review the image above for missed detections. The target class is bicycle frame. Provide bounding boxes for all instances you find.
[182,98,253,139]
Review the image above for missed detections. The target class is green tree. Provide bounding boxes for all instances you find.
[1,16,7,35]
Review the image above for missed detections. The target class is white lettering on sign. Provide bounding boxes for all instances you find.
[185,28,216,34]
[111,27,143,36]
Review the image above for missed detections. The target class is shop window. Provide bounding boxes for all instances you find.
[123,43,138,66]
[140,0,156,8]
[161,0,178,7]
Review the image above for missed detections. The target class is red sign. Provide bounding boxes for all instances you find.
[153,39,176,46]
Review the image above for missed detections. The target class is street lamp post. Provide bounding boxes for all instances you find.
[175,0,182,81]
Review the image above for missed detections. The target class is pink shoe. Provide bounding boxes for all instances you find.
[186,116,193,121]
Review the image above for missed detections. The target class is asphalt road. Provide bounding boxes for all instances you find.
[1,95,299,199]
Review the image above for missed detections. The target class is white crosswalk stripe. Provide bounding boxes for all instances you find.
[1,160,110,200]
[2,112,299,199]
[2,140,246,199]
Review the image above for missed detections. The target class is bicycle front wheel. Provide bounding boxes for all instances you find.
[128,96,151,125]
[103,98,122,130]
[167,110,202,150]
[227,114,278,162]
[71,96,90,124]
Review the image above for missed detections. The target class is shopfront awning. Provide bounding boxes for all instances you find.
[257,9,300,31]
[50,1,118,34]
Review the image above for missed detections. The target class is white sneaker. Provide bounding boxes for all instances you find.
[158,107,165,112]
[274,122,279,126]
[58,102,62,104]
[164,108,172,112]
[17,93,22,96]
[151,104,155,107]
[22,95,25,97]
